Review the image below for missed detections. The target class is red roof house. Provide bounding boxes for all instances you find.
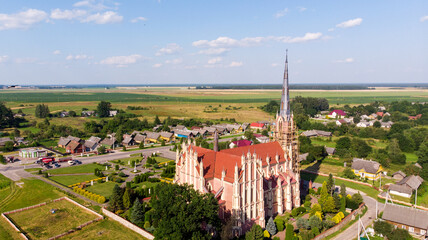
[376,112,384,117]
[230,139,252,148]
[328,110,346,119]
[250,122,265,129]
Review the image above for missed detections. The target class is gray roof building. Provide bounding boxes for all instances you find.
[382,203,428,232]
[351,158,381,174]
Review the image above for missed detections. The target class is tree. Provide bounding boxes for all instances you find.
[261,129,269,137]
[35,104,50,118]
[388,139,406,164]
[151,183,221,240]
[266,217,277,236]
[69,111,77,117]
[373,121,381,128]
[123,188,131,209]
[319,181,328,207]
[340,183,347,197]
[4,141,14,152]
[139,141,144,149]
[97,101,112,118]
[274,218,285,232]
[351,192,363,206]
[109,184,123,211]
[323,196,336,213]
[0,102,17,129]
[327,173,334,195]
[336,137,351,150]
[285,223,294,240]
[130,199,145,226]
[296,218,309,229]
[154,115,161,125]
[245,224,264,240]
[98,145,106,154]
[351,138,372,158]
[308,215,322,230]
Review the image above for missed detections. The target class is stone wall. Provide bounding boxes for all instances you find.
[313,203,365,240]
[102,208,154,240]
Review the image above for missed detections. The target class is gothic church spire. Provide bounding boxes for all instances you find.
[280,50,290,119]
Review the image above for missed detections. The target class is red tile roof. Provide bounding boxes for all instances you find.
[376,112,384,117]
[232,139,252,147]
[250,122,265,128]
[329,109,346,116]
[182,142,287,183]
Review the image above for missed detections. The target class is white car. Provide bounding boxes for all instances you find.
[68,160,75,165]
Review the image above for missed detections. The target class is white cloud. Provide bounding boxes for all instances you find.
[66,54,90,60]
[193,33,322,49]
[275,8,288,18]
[0,55,9,63]
[152,63,162,68]
[83,11,123,24]
[165,58,183,64]
[73,0,110,11]
[0,9,47,30]
[53,50,61,55]
[131,17,147,23]
[335,58,354,63]
[100,54,142,66]
[271,63,279,67]
[420,16,428,22]
[229,61,243,67]
[50,9,87,20]
[207,57,222,64]
[15,57,37,64]
[184,65,196,69]
[197,48,230,55]
[336,18,363,28]
[298,7,307,12]
[155,43,182,56]
[328,28,335,32]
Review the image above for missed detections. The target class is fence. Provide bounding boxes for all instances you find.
[313,203,365,240]
[102,208,154,240]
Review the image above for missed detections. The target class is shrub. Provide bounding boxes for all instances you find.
[296,218,309,230]
[263,230,270,238]
[115,165,119,171]
[118,172,126,177]
[38,169,42,175]
[285,224,294,240]
[274,218,285,232]
[309,215,322,230]
[266,217,277,236]
[144,221,151,229]
[311,227,320,236]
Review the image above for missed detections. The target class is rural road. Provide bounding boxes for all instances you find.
[0,146,174,181]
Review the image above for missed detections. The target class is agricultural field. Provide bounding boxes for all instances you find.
[6,199,100,240]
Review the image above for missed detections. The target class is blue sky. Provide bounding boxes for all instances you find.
[0,0,427,85]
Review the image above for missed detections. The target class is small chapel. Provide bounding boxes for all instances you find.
[174,52,301,235]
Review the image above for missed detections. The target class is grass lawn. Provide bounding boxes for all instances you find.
[47,163,103,175]
[111,156,142,167]
[7,199,100,240]
[85,182,117,199]
[417,183,428,207]
[50,174,99,186]
[301,172,380,199]
[132,181,160,189]
[404,153,418,163]
[0,178,64,213]
[154,156,174,163]
[310,137,337,148]
[24,167,42,172]
[302,159,345,176]
[61,218,148,240]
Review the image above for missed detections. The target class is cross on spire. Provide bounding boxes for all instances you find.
[280,50,290,119]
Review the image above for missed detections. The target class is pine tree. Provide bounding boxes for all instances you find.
[340,196,346,212]
[130,199,145,226]
[109,184,123,211]
[285,223,294,240]
[327,173,334,195]
[340,183,347,197]
[245,224,264,240]
[123,188,131,209]
[154,115,161,125]
[266,217,277,236]
[319,181,328,207]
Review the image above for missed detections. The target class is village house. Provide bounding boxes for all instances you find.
[174,130,193,139]
[159,131,174,142]
[133,134,146,144]
[229,139,252,148]
[381,121,393,128]
[100,137,118,149]
[382,203,428,237]
[145,132,160,143]
[298,153,309,163]
[84,140,99,152]
[0,137,14,148]
[109,110,118,117]
[66,140,85,154]
[328,109,346,119]
[301,130,332,138]
[59,111,69,117]
[392,171,406,181]
[351,158,383,180]
[250,122,265,130]
[122,135,136,147]
[152,125,162,132]
[253,134,270,143]
[81,110,94,117]
[389,175,424,198]
[14,137,29,146]
[335,119,347,126]
[325,147,336,155]
[57,135,81,148]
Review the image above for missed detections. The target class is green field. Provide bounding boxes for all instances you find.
[85,182,117,198]
[154,156,174,163]
[61,218,147,240]
[132,181,160,189]
[49,174,99,186]
[7,199,99,240]
[46,164,103,175]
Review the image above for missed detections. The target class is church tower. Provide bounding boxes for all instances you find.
[273,50,299,172]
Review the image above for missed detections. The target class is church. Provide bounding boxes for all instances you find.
[174,52,301,235]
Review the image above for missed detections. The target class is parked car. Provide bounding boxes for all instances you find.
[54,163,61,168]
[68,160,75,165]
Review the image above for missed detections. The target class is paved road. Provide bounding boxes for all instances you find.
[0,146,175,181]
